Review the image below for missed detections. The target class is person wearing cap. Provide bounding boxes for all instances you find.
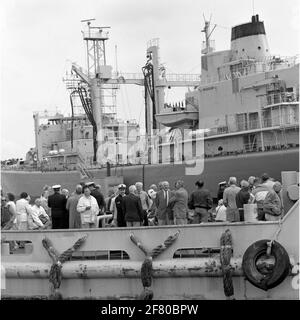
[111,184,127,227]
[48,185,68,229]
[87,182,105,216]
[77,185,99,228]
[263,182,284,221]
[188,180,213,224]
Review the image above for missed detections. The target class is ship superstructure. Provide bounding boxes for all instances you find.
[154,15,299,163]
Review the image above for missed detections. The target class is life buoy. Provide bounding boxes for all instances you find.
[33,154,38,162]
[242,239,290,291]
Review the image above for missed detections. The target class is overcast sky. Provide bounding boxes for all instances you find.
[0,0,299,160]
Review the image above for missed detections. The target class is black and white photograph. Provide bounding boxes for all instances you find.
[0,0,299,309]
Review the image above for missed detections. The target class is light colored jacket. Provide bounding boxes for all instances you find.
[170,187,188,219]
[16,198,33,223]
[263,190,283,220]
[252,184,272,208]
[223,185,241,209]
[30,205,47,228]
[77,195,99,223]
[136,190,150,211]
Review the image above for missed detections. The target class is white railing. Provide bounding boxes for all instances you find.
[259,92,299,108]
[201,55,299,86]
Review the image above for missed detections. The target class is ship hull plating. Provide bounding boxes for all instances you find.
[1,149,299,198]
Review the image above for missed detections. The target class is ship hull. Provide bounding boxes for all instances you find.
[1,149,298,198]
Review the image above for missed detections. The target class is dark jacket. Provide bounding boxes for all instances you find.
[48,192,67,218]
[235,188,250,209]
[122,193,143,222]
[188,188,213,210]
[91,189,105,211]
[115,194,126,227]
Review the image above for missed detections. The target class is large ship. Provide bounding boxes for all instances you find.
[1,14,299,301]
[1,14,299,199]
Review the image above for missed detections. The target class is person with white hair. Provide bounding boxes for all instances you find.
[30,198,50,229]
[66,184,83,229]
[223,177,241,222]
[122,185,143,227]
[155,181,174,225]
[135,182,150,211]
[61,189,69,228]
[135,182,151,226]
[263,182,284,221]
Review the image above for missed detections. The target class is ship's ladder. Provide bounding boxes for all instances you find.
[76,154,93,179]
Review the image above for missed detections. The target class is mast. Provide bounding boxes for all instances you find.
[201,14,216,54]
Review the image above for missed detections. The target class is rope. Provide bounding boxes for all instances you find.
[129,231,180,300]
[266,219,283,255]
[42,235,87,300]
[220,229,234,299]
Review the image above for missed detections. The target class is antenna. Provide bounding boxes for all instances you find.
[115,45,119,75]
[81,18,96,25]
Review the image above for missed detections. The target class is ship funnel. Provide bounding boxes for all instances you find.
[230,14,270,61]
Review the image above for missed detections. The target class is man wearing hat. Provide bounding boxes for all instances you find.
[87,182,105,215]
[48,185,67,229]
[112,184,127,227]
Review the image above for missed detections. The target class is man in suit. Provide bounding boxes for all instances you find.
[122,185,143,227]
[155,181,174,225]
[170,180,189,225]
[48,185,67,229]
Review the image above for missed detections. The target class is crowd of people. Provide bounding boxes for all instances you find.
[1,172,285,237]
